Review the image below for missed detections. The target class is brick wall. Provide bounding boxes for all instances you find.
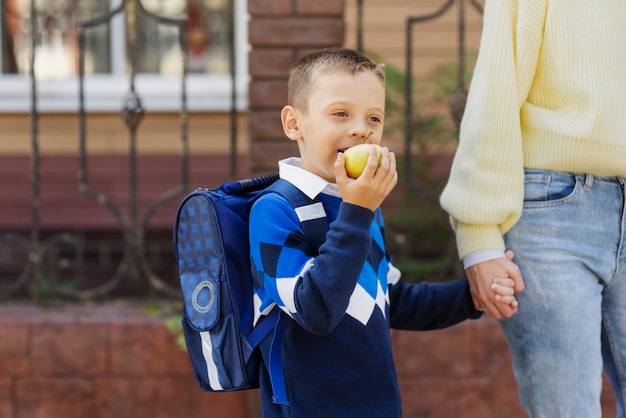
[0,305,252,418]
[0,155,249,231]
[0,305,618,418]
[247,0,345,175]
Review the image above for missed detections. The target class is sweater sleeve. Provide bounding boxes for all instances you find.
[389,278,481,331]
[439,0,547,259]
[249,192,375,335]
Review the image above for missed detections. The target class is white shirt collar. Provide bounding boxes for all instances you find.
[278,157,341,199]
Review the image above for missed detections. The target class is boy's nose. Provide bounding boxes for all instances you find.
[349,125,369,141]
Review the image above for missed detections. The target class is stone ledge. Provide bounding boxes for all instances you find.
[0,305,618,418]
[0,304,250,418]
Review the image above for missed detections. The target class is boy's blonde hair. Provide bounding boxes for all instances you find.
[287,47,386,113]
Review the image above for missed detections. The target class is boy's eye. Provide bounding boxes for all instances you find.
[334,111,348,117]
[369,115,382,123]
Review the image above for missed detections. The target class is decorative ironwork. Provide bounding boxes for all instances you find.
[74,0,189,299]
[355,0,364,52]
[0,0,43,301]
[0,0,215,302]
[1,0,482,300]
[405,0,484,179]
[401,0,484,279]
[121,91,145,133]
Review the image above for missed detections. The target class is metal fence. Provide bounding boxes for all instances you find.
[1,0,214,302]
[0,0,480,302]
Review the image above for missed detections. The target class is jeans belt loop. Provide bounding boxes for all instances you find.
[584,174,594,191]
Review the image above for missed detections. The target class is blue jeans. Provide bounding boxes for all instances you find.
[501,169,626,418]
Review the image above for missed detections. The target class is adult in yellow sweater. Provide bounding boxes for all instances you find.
[440,1,626,417]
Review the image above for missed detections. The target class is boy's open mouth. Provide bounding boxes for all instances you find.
[338,131,374,153]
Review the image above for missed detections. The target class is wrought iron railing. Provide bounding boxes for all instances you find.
[399,0,482,280]
[0,0,236,302]
[404,0,482,188]
[0,0,479,301]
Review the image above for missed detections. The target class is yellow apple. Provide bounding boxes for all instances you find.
[343,144,382,179]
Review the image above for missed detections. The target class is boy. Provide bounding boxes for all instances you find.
[249,47,516,418]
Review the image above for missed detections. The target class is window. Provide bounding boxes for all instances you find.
[0,0,248,112]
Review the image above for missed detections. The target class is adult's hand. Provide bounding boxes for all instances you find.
[465,250,524,319]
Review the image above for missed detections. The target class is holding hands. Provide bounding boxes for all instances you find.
[468,250,525,319]
[334,143,523,318]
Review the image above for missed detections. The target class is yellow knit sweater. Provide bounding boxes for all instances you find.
[440,0,626,259]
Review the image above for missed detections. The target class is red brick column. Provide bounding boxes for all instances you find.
[247,0,345,175]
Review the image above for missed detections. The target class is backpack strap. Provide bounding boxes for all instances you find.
[246,308,289,405]
[249,177,328,406]
[268,312,289,405]
[265,178,328,256]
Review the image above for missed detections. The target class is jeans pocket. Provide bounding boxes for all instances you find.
[523,170,580,208]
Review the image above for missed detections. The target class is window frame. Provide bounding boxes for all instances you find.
[0,0,249,113]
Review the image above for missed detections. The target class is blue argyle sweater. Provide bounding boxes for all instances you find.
[249,158,481,418]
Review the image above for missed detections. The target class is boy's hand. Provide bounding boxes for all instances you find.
[468,249,524,319]
[491,277,518,309]
[334,145,397,211]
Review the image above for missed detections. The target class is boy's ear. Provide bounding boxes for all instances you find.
[281,105,301,141]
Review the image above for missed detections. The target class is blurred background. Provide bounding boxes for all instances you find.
[0,0,484,303]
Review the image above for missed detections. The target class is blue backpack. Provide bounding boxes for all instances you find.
[173,174,327,405]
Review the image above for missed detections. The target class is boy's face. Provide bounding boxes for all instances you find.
[281,71,385,183]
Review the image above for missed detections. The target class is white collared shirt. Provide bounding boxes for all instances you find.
[278,157,342,199]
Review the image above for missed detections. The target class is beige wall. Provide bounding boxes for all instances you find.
[1,1,484,158]
[0,112,247,156]
[344,0,483,77]
[343,0,484,155]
